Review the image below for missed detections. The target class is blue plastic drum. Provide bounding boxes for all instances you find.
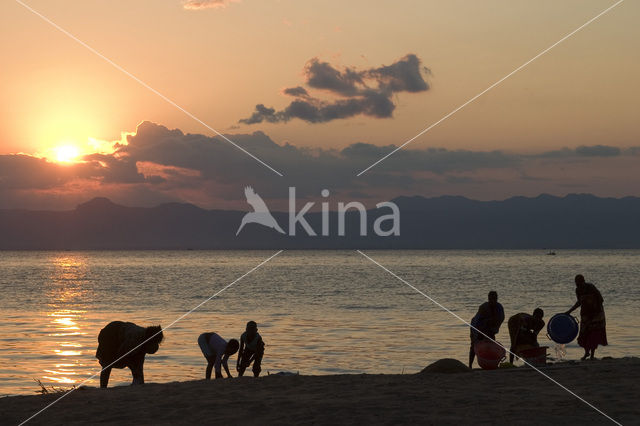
[547,313,579,344]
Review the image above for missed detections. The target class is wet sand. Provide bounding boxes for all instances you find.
[2,357,638,425]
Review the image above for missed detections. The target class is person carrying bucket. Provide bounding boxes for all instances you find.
[469,291,505,368]
[507,308,544,363]
[565,274,608,360]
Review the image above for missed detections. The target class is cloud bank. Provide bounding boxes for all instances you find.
[240,54,431,124]
[2,121,639,210]
[536,145,624,159]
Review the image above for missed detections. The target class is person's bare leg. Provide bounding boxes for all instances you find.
[468,346,475,369]
[590,348,596,360]
[205,360,214,380]
[100,367,111,388]
[130,361,145,385]
[581,349,589,361]
[253,352,263,377]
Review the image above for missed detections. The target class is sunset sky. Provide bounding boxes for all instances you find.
[1,0,638,210]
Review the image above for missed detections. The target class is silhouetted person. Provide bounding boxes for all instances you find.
[566,274,608,360]
[507,308,545,363]
[237,321,265,377]
[469,291,505,368]
[95,321,164,388]
[197,332,239,379]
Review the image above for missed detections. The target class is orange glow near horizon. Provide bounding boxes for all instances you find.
[54,145,80,163]
[42,136,123,164]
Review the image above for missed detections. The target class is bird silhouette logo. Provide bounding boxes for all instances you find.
[236,186,286,236]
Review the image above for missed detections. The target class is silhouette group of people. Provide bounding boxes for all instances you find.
[95,320,264,388]
[197,321,265,379]
[95,274,609,387]
[468,274,608,368]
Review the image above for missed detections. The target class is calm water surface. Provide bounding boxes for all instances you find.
[1,250,638,396]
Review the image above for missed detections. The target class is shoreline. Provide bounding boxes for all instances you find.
[3,357,638,425]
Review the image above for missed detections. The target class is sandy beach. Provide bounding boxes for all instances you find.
[2,357,638,425]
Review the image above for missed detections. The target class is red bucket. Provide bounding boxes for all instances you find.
[518,346,548,366]
[474,340,506,370]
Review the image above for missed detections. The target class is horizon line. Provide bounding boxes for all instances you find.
[1,192,637,213]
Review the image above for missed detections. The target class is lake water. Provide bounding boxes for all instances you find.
[1,250,638,396]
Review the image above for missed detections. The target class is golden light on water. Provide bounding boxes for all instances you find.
[53,349,83,356]
[42,375,77,384]
[53,317,79,329]
[42,254,92,387]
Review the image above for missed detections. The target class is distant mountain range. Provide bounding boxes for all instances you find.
[1,194,640,249]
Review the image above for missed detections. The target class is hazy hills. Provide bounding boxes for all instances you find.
[1,194,640,249]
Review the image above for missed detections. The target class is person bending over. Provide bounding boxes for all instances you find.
[95,321,164,388]
[198,332,239,379]
[237,321,265,377]
[507,308,545,363]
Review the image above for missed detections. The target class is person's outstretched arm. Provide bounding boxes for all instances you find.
[566,299,580,314]
[566,287,581,314]
[533,320,545,337]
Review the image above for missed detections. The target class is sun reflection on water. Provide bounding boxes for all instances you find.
[42,255,92,387]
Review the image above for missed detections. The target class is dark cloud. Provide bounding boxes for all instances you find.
[0,154,70,190]
[366,54,430,93]
[123,122,519,183]
[519,173,552,182]
[445,176,482,185]
[83,153,146,184]
[276,91,395,123]
[3,122,639,210]
[0,153,146,190]
[340,144,517,174]
[235,104,279,125]
[537,144,623,159]
[282,86,310,98]
[240,54,430,124]
[304,59,363,96]
[575,145,621,157]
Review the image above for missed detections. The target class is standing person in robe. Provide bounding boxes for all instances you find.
[468,291,505,368]
[566,274,608,360]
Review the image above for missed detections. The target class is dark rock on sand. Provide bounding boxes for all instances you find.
[419,358,471,374]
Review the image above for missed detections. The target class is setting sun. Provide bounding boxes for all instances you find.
[55,145,80,163]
